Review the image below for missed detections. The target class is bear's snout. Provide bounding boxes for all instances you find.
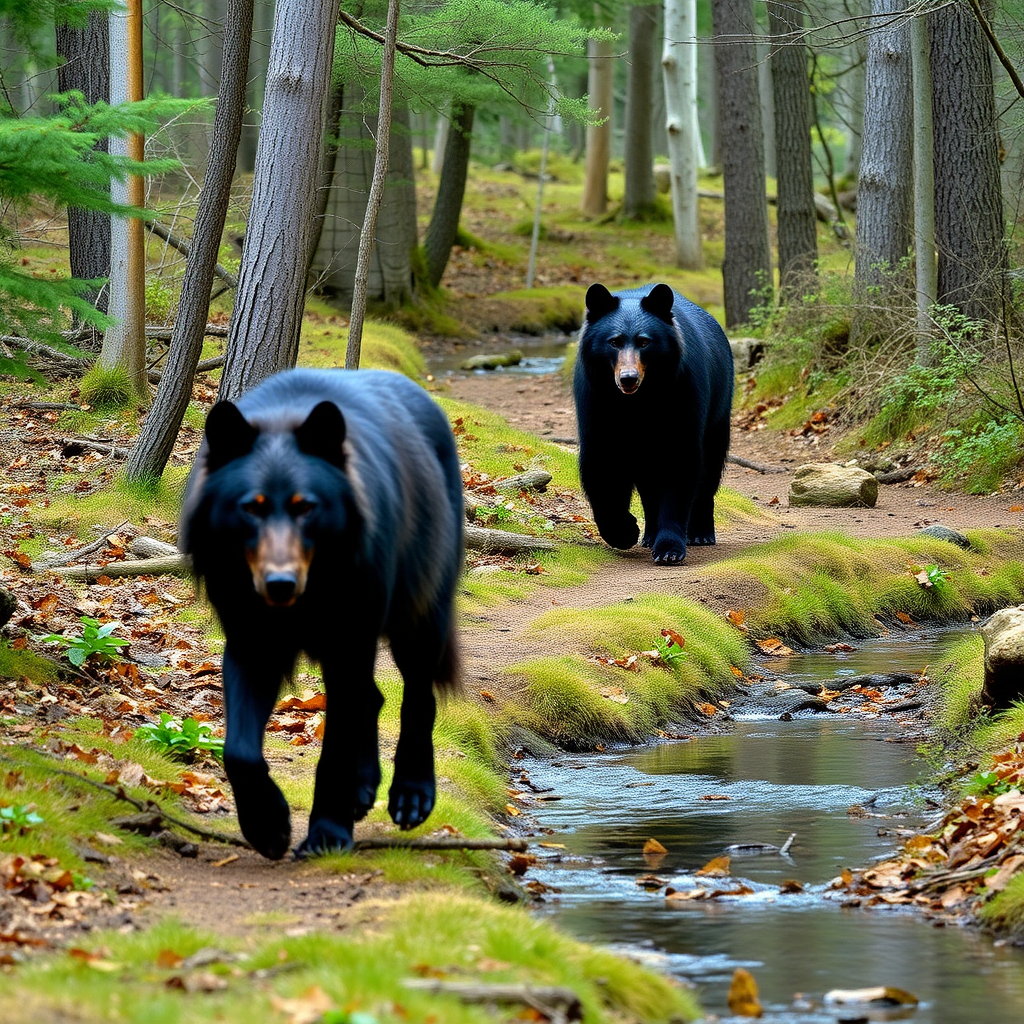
[262,572,299,606]
[247,522,311,606]
[614,349,644,395]
[616,370,641,394]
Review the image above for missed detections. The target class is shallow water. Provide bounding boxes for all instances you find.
[526,628,1024,1022]
[427,333,569,377]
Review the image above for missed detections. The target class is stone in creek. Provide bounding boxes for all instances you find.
[981,604,1024,711]
[916,523,972,550]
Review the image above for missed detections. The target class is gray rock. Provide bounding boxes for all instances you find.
[730,337,764,370]
[982,605,1024,711]
[916,524,972,550]
[789,463,879,508]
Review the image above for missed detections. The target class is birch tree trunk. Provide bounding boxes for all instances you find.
[220,0,342,400]
[581,32,614,217]
[930,0,1006,326]
[769,0,817,294]
[855,0,912,297]
[623,4,659,220]
[662,0,702,268]
[124,0,254,483]
[711,0,771,327]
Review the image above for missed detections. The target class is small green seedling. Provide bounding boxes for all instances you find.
[135,712,225,760]
[40,615,130,667]
[654,628,687,667]
[0,803,44,836]
[969,771,1015,797]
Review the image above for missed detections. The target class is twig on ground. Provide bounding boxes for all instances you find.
[727,453,789,474]
[876,466,921,484]
[33,520,131,570]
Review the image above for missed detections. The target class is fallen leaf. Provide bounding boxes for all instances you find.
[479,690,496,702]
[642,838,668,855]
[270,984,335,1024]
[210,855,239,869]
[896,611,916,625]
[599,685,630,704]
[699,794,732,801]
[755,637,795,656]
[696,702,718,716]
[725,609,749,632]
[727,967,763,1017]
[696,855,731,877]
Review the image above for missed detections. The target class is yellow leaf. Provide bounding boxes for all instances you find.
[643,838,668,855]
[505,803,521,817]
[270,985,335,1024]
[696,702,718,716]
[696,855,731,877]
[727,967,763,1017]
[599,685,630,704]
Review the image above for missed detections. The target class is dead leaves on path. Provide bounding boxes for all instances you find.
[833,742,1024,916]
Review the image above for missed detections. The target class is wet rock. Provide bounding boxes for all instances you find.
[981,604,1024,711]
[788,463,878,508]
[461,349,524,371]
[0,585,15,628]
[794,672,919,695]
[916,524,972,550]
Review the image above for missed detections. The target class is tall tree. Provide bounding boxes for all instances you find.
[711,0,771,327]
[662,0,702,268]
[125,0,254,483]
[930,0,1006,324]
[422,101,474,288]
[910,10,935,357]
[623,3,659,220]
[855,0,912,297]
[769,0,818,294]
[220,0,342,399]
[581,32,614,216]
[55,6,111,321]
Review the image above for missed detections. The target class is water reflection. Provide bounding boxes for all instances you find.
[527,629,1024,1022]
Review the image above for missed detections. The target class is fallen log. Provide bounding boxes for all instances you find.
[148,354,225,384]
[44,554,191,580]
[353,836,528,851]
[130,536,180,559]
[494,469,552,493]
[148,220,238,289]
[876,466,921,484]
[465,525,556,553]
[33,520,132,570]
[402,980,582,1021]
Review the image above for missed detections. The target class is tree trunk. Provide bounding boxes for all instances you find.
[910,12,936,358]
[855,0,912,297]
[56,9,111,320]
[306,78,346,281]
[238,0,273,173]
[623,4,658,220]
[220,0,342,400]
[125,0,254,483]
[662,0,703,269]
[581,32,614,217]
[711,0,772,327]
[769,0,818,294]
[422,102,474,289]
[930,1,1006,325]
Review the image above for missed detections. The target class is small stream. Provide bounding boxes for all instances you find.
[526,629,1024,1022]
[428,333,570,377]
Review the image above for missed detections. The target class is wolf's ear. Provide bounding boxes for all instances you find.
[204,401,259,472]
[640,283,676,324]
[295,400,347,468]
[585,283,619,324]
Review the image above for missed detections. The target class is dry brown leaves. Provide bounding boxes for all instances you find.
[833,742,1024,917]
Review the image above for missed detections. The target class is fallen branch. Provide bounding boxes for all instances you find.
[876,466,921,484]
[353,836,528,852]
[145,325,229,342]
[779,832,796,856]
[42,554,190,580]
[465,525,556,553]
[147,354,224,384]
[494,469,552,493]
[0,755,250,849]
[401,980,582,1022]
[148,220,239,289]
[12,401,85,412]
[59,436,133,459]
[1,334,89,367]
[727,453,788,474]
[33,520,131,570]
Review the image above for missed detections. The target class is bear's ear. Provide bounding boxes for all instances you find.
[640,283,676,324]
[294,400,347,468]
[204,401,259,472]
[585,283,619,324]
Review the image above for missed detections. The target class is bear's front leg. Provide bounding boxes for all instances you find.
[222,646,292,860]
[581,456,639,550]
[389,678,437,829]
[297,650,383,858]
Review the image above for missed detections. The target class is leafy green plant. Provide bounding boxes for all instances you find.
[135,712,224,760]
[40,616,130,667]
[920,564,949,594]
[967,770,1015,797]
[0,802,44,836]
[936,419,1024,493]
[654,628,687,667]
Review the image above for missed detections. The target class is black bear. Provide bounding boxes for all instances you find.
[180,368,464,858]
[573,282,733,564]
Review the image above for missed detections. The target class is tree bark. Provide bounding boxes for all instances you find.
[581,31,614,217]
[910,12,936,357]
[711,0,772,327]
[662,0,703,268]
[422,102,475,289]
[220,0,343,400]
[930,0,1006,325]
[855,0,912,298]
[124,0,254,483]
[769,0,818,295]
[623,4,659,220]
[56,9,111,320]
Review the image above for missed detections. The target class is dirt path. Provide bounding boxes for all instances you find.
[443,369,1024,697]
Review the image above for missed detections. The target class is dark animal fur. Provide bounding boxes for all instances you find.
[180,368,464,858]
[573,283,733,564]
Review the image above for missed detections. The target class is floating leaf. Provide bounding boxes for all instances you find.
[727,967,763,1017]
[696,855,731,877]
[642,838,668,855]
